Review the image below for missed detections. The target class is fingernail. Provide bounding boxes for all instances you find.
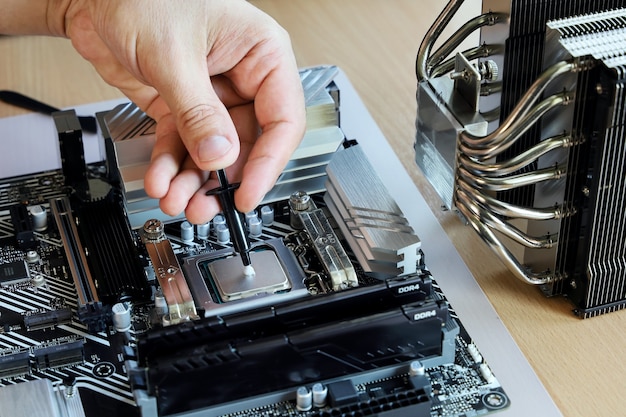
[198,136,232,162]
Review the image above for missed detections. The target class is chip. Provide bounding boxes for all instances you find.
[0,260,30,286]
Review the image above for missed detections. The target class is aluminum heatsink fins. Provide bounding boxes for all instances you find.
[324,145,422,278]
[102,65,344,228]
[544,9,626,317]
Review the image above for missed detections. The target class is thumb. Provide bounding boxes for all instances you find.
[149,57,240,172]
[174,98,240,172]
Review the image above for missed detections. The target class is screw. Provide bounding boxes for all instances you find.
[450,69,471,81]
[596,83,604,95]
[582,186,590,197]
[143,219,164,240]
[63,375,77,398]
[289,191,312,211]
[477,60,499,81]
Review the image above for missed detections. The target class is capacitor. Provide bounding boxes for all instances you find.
[30,205,48,232]
[111,302,132,332]
[245,210,258,225]
[215,223,230,244]
[180,221,194,243]
[312,383,328,408]
[154,291,168,314]
[260,205,274,226]
[248,216,262,238]
[409,360,425,376]
[296,386,312,411]
[212,214,226,236]
[196,221,210,240]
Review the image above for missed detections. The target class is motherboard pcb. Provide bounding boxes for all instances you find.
[0,66,509,417]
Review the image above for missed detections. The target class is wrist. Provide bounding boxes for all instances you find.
[48,0,76,37]
[0,0,73,36]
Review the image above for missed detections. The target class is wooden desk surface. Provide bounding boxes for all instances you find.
[1,2,625,416]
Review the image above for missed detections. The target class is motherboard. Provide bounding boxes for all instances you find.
[0,66,509,417]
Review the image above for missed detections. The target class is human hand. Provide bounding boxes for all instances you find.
[64,0,305,224]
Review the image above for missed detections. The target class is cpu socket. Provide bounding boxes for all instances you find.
[181,238,308,316]
[207,249,290,301]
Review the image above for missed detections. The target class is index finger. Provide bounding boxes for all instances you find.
[231,44,306,212]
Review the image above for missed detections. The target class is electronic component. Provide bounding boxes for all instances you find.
[179,220,194,243]
[539,10,626,316]
[300,208,358,290]
[54,109,90,200]
[182,237,307,316]
[207,250,290,301]
[260,205,275,225]
[75,194,151,305]
[29,205,48,232]
[136,296,454,417]
[33,339,85,370]
[0,378,86,417]
[111,302,132,332]
[23,308,72,331]
[0,64,512,417]
[326,380,359,407]
[196,221,210,240]
[0,259,29,286]
[9,204,36,250]
[0,350,30,379]
[50,197,107,332]
[247,214,262,238]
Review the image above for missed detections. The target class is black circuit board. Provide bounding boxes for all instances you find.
[218,336,509,417]
[0,173,509,417]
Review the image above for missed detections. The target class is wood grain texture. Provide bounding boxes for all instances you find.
[2,2,625,416]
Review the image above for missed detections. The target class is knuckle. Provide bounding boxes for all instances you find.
[177,103,221,133]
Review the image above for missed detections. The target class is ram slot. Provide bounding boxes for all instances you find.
[50,197,106,332]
